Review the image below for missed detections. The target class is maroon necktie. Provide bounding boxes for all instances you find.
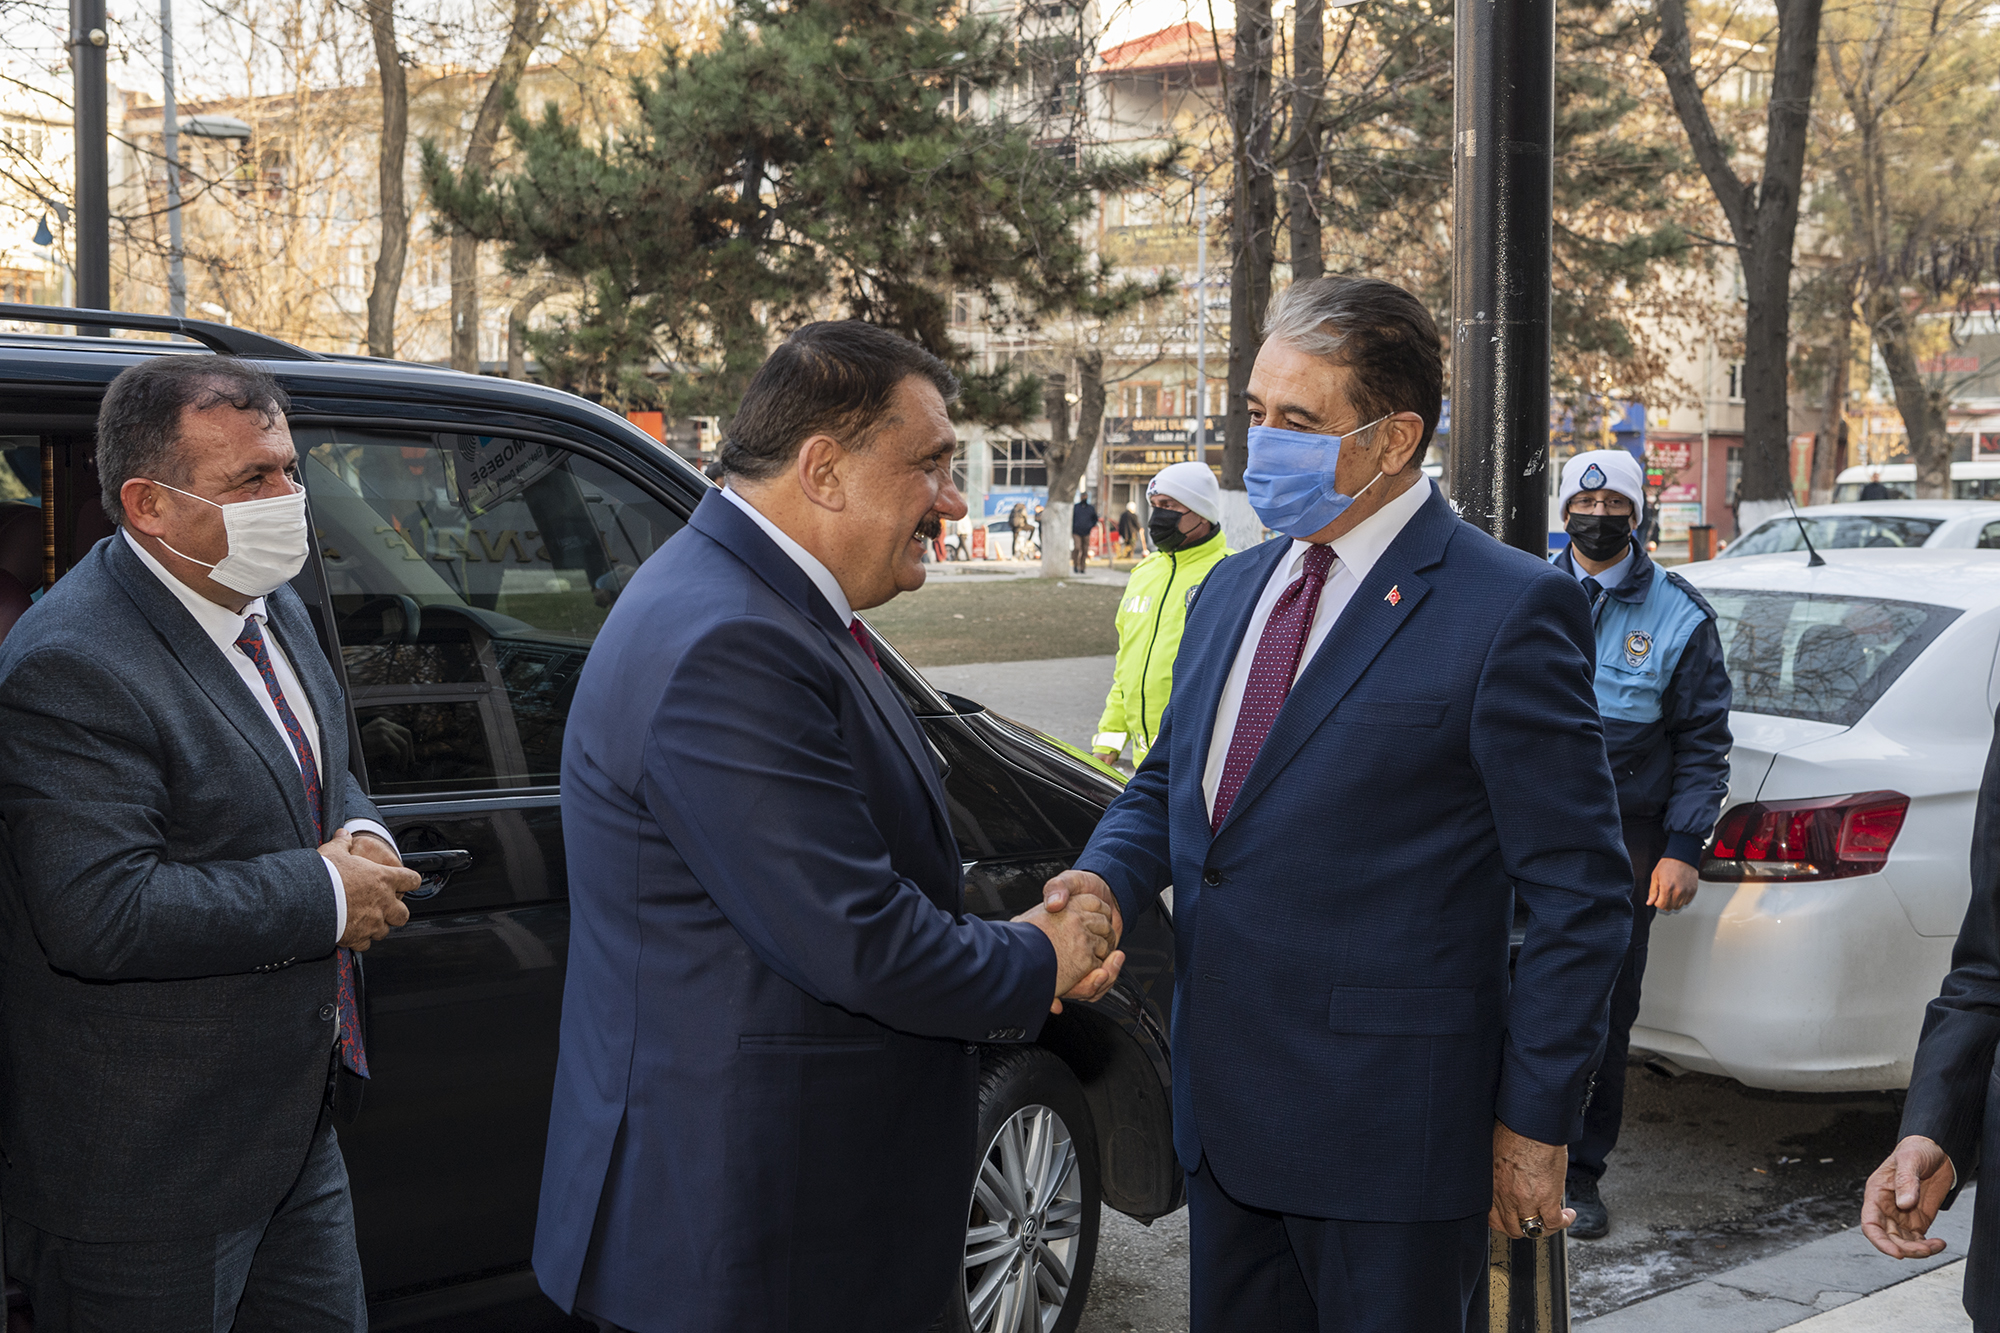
[236,618,369,1079]
[848,618,882,671]
[1210,544,1336,831]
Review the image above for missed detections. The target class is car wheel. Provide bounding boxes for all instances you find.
[952,1047,1101,1333]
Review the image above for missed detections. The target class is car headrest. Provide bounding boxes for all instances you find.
[0,503,43,589]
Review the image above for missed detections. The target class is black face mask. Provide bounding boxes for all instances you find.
[1566,511,1633,563]
[1150,508,1213,553]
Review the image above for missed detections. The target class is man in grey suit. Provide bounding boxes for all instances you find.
[0,356,418,1331]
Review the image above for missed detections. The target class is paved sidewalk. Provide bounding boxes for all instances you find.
[920,655,1114,753]
[1582,1187,1977,1331]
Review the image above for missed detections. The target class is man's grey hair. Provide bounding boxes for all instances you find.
[1260,276,1445,452]
[95,355,291,525]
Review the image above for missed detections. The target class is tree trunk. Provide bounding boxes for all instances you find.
[1286,0,1325,284]
[1226,0,1278,499]
[1652,0,1824,521]
[507,279,561,380]
[449,0,553,373]
[364,0,407,359]
[1810,327,1848,505]
[1041,371,1076,578]
[1874,298,1952,498]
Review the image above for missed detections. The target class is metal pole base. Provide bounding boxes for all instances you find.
[1479,1229,1570,1333]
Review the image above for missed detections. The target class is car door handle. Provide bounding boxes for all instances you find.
[401,849,473,900]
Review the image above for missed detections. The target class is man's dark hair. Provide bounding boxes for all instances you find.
[96,355,292,525]
[1262,276,1445,460]
[720,321,959,482]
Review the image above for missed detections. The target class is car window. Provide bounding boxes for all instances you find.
[1831,482,1913,502]
[298,426,682,795]
[1706,591,1960,726]
[1953,478,2000,500]
[1981,522,2000,550]
[1720,514,1942,559]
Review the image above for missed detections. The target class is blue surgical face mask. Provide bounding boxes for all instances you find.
[1244,416,1390,539]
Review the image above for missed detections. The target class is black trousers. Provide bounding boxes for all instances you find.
[1569,818,1669,1183]
[2,1121,365,1333]
[1187,1159,1487,1333]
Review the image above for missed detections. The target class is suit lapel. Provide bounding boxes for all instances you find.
[1214,489,1456,837]
[688,493,952,831]
[102,538,321,847]
[1185,539,1289,799]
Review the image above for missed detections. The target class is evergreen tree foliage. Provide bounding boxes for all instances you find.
[423,0,1171,415]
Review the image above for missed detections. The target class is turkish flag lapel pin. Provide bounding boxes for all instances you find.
[1385,586,1402,607]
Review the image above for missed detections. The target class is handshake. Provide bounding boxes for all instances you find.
[1013,869,1125,1013]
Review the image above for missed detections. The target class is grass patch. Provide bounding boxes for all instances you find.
[865,578,1124,666]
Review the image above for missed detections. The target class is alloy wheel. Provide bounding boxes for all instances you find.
[962,1103,1085,1333]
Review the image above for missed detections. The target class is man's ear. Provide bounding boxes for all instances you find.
[794,434,849,513]
[121,478,168,538]
[1384,414,1427,474]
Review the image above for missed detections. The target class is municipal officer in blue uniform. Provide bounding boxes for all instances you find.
[1553,449,1733,1239]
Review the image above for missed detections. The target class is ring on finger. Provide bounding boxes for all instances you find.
[1520,1215,1546,1239]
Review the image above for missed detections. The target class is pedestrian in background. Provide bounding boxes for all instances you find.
[0,357,418,1331]
[1008,500,1030,559]
[1071,492,1099,573]
[1861,704,2000,1329]
[1047,277,1631,1332]
[1118,501,1142,558]
[1550,449,1732,1240]
[1094,462,1232,769]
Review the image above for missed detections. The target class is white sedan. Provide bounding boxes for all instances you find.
[1720,499,2000,559]
[1631,548,2000,1091]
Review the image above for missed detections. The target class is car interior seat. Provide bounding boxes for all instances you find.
[1790,623,1867,709]
[0,502,43,644]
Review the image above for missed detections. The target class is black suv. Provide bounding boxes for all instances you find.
[0,305,1181,1333]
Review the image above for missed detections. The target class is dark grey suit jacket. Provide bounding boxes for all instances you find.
[1901,705,2000,1328]
[0,534,382,1241]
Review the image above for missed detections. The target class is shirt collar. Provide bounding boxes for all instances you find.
[1285,474,1435,583]
[1571,546,1634,591]
[719,484,854,626]
[121,528,269,654]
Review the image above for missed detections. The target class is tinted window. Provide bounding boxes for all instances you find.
[298,426,681,794]
[1708,591,1959,726]
[1721,514,1941,559]
[1954,478,2000,500]
[1981,522,2000,550]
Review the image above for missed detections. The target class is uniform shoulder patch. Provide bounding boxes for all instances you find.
[1661,569,1718,621]
[1185,582,1202,609]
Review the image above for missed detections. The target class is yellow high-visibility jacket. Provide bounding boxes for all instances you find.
[1094,534,1234,764]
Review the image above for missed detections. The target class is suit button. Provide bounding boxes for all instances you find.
[1202,868,1221,886]
[318,1004,336,1022]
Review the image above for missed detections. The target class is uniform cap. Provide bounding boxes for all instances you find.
[1146,461,1222,524]
[1558,449,1645,523]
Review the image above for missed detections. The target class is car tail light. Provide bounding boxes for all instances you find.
[1701,791,1909,882]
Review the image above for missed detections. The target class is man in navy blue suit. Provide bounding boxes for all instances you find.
[1044,277,1633,1331]
[534,322,1124,1333]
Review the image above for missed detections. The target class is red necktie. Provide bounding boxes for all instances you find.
[1210,544,1335,831]
[848,618,882,671]
[236,618,369,1079]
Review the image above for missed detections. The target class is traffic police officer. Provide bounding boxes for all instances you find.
[1093,462,1233,768]
[1554,449,1733,1239]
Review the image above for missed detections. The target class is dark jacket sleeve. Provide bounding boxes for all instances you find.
[637,615,1059,1044]
[1659,617,1733,865]
[1475,571,1635,1147]
[0,646,340,980]
[1900,708,2000,1183]
[1074,693,1179,931]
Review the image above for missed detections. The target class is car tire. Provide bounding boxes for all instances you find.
[951,1046,1102,1333]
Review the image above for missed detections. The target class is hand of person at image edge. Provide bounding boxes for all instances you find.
[1030,869,1126,1012]
[1489,1121,1576,1240]
[323,828,418,950]
[1648,856,1699,913]
[1861,1135,1954,1260]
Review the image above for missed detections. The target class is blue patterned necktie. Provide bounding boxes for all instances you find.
[236,617,369,1078]
[1581,576,1606,623]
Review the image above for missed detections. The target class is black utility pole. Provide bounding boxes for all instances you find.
[71,0,111,312]
[1447,0,1554,555]
[1450,0,1568,1327]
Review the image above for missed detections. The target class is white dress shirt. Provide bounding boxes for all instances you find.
[1201,476,1438,818]
[720,485,855,626]
[122,530,395,942]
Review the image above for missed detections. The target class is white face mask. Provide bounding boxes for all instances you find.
[146,479,310,598]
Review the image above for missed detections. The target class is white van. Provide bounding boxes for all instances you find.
[1833,460,2000,502]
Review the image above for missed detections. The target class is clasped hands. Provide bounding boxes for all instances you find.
[1015,869,1126,1013]
[321,829,420,950]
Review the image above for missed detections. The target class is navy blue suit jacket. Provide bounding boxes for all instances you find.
[533,492,1059,1332]
[1075,485,1632,1222]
